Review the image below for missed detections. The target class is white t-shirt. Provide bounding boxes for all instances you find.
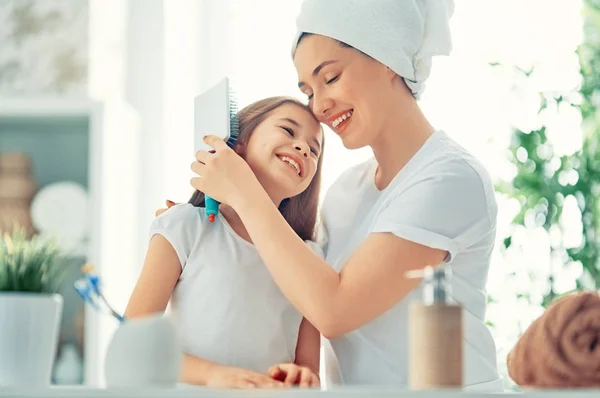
[319,131,503,391]
[150,203,314,373]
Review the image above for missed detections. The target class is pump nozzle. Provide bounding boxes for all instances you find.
[406,265,452,305]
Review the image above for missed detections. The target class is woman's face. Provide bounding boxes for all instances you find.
[293,34,396,149]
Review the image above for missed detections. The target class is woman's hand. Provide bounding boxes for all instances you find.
[155,200,176,216]
[205,364,285,389]
[190,135,260,209]
[268,363,320,388]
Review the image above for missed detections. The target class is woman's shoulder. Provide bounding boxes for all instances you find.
[428,131,491,177]
[402,131,495,193]
[385,132,498,221]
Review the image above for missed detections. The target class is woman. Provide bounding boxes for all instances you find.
[183,0,502,391]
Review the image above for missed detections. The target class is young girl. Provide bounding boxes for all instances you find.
[125,96,324,389]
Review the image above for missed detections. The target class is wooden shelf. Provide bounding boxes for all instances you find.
[0,96,143,385]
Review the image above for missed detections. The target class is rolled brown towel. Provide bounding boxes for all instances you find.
[507,291,600,388]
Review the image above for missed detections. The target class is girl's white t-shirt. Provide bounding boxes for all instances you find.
[150,203,318,373]
[319,130,503,391]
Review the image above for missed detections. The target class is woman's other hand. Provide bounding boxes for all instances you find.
[155,199,176,217]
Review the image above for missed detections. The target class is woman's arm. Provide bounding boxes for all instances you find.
[191,136,447,340]
[236,187,446,339]
[125,235,282,387]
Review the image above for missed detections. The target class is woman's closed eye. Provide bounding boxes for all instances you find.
[304,75,339,100]
[326,75,339,84]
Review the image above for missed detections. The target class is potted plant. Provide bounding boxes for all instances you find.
[0,228,68,386]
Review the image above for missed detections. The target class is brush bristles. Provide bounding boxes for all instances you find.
[228,94,240,147]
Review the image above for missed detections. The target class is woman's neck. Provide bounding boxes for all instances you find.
[371,94,434,191]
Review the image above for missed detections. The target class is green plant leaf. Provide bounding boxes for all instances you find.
[0,228,69,294]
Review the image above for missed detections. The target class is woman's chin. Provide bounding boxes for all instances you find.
[341,136,368,150]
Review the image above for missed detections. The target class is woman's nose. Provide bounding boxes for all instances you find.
[312,93,334,118]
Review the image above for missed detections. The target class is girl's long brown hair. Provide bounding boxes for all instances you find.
[189,96,324,241]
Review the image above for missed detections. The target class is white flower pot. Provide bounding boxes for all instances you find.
[0,293,63,386]
[104,314,181,387]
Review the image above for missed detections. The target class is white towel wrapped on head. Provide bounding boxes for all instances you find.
[291,0,454,99]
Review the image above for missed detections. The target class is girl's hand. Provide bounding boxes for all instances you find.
[268,363,320,388]
[190,135,259,209]
[205,364,285,389]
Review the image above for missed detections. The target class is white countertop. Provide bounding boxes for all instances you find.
[1,386,600,398]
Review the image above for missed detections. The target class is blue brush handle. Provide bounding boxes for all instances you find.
[205,195,219,222]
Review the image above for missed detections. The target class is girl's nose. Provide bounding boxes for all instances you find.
[295,145,309,158]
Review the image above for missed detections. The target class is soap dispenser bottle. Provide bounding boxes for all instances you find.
[408,265,462,389]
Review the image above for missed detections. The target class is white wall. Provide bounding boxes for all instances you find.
[87,0,132,386]
[84,0,236,384]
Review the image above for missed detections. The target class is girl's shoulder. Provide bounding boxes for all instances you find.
[151,203,211,242]
[154,203,204,227]
[149,203,209,270]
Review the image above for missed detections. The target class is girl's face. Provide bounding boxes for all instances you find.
[241,103,323,203]
[293,34,396,150]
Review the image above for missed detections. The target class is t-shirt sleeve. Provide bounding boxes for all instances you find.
[371,163,496,262]
[305,238,326,259]
[312,217,329,258]
[148,203,203,269]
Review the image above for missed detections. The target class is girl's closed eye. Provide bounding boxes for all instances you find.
[281,126,294,136]
[308,142,319,157]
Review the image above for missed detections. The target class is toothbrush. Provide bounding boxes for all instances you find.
[194,77,240,222]
[74,264,125,323]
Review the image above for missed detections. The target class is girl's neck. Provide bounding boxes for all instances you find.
[219,204,253,243]
[219,191,283,243]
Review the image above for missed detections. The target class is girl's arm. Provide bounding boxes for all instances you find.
[295,318,320,376]
[124,235,180,317]
[125,235,216,385]
[125,235,282,388]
